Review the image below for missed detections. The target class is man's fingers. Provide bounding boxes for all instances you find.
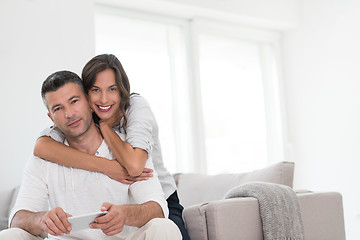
[90,205,123,235]
[100,202,112,212]
[105,229,122,236]
[42,220,56,236]
[42,223,57,236]
[43,207,71,236]
[95,210,113,224]
[44,217,64,236]
[91,220,122,236]
[90,222,106,229]
[89,221,115,231]
[94,216,107,224]
[55,210,72,233]
[102,223,123,236]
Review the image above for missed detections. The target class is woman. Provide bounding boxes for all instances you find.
[34,54,190,240]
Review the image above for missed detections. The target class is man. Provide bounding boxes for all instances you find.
[0,71,181,240]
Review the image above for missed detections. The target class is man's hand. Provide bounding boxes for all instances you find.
[90,203,126,236]
[41,207,72,236]
[105,160,153,184]
[90,201,164,236]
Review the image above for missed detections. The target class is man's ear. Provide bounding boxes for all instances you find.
[86,97,93,112]
[47,113,56,127]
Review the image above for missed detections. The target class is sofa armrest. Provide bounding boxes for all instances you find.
[298,192,346,240]
[183,203,209,240]
[0,217,8,231]
[184,198,263,240]
[183,192,346,240]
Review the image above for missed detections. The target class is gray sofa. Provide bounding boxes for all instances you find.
[174,162,346,240]
[1,162,346,240]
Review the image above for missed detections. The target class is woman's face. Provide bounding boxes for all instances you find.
[87,68,121,121]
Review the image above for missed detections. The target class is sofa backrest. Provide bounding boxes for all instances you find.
[174,161,294,208]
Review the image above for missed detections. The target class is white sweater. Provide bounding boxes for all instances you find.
[10,134,168,240]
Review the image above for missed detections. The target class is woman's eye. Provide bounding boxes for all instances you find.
[110,87,117,92]
[91,88,99,92]
[71,99,78,104]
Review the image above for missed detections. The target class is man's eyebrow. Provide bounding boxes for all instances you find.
[50,95,80,111]
[51,104,61,111]
[69,95,80,101]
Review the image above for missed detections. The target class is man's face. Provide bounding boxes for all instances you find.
[45,83,93,139]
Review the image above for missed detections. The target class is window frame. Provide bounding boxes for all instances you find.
[94,3,287,174]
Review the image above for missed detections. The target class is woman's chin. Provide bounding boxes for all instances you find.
[95,112,111,120]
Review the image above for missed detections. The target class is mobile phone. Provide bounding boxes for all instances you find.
[68,211,107,231]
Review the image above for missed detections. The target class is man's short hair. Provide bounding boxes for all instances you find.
[41,71,85,106]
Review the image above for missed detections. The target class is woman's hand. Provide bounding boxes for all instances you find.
[99,110,123,128]
[104,160,153,184]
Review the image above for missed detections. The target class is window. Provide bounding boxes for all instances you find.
[95,6,285,174]
[198,33,268,174]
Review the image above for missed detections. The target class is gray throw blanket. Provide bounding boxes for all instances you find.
[224,182,305,240]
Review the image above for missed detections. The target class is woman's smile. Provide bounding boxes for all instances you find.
[97,104,113,112]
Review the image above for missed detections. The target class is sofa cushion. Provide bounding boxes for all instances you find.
[176,161,294,208]
[8,186,20,219]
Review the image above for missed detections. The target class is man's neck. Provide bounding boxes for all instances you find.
[66,122,103,155]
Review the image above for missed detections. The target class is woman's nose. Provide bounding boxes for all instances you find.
[100,92,108,104]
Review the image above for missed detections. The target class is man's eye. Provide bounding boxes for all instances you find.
[71,99,78,104]
[53,107,61,112]
[91,88,99,92]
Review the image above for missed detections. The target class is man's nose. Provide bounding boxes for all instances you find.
[64,108,75,118]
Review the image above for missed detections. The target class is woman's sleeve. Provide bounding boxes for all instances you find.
[125,95,155,154]
[39,126,65,143]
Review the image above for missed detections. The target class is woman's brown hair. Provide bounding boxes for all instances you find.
[82,54,131,127]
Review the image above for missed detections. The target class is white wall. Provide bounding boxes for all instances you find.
[2,0,356,238]
[161,0,299,29]
[97,0,299,30]
[0,0,298,218]
[0,0,95,217]
[283,0,360,238]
